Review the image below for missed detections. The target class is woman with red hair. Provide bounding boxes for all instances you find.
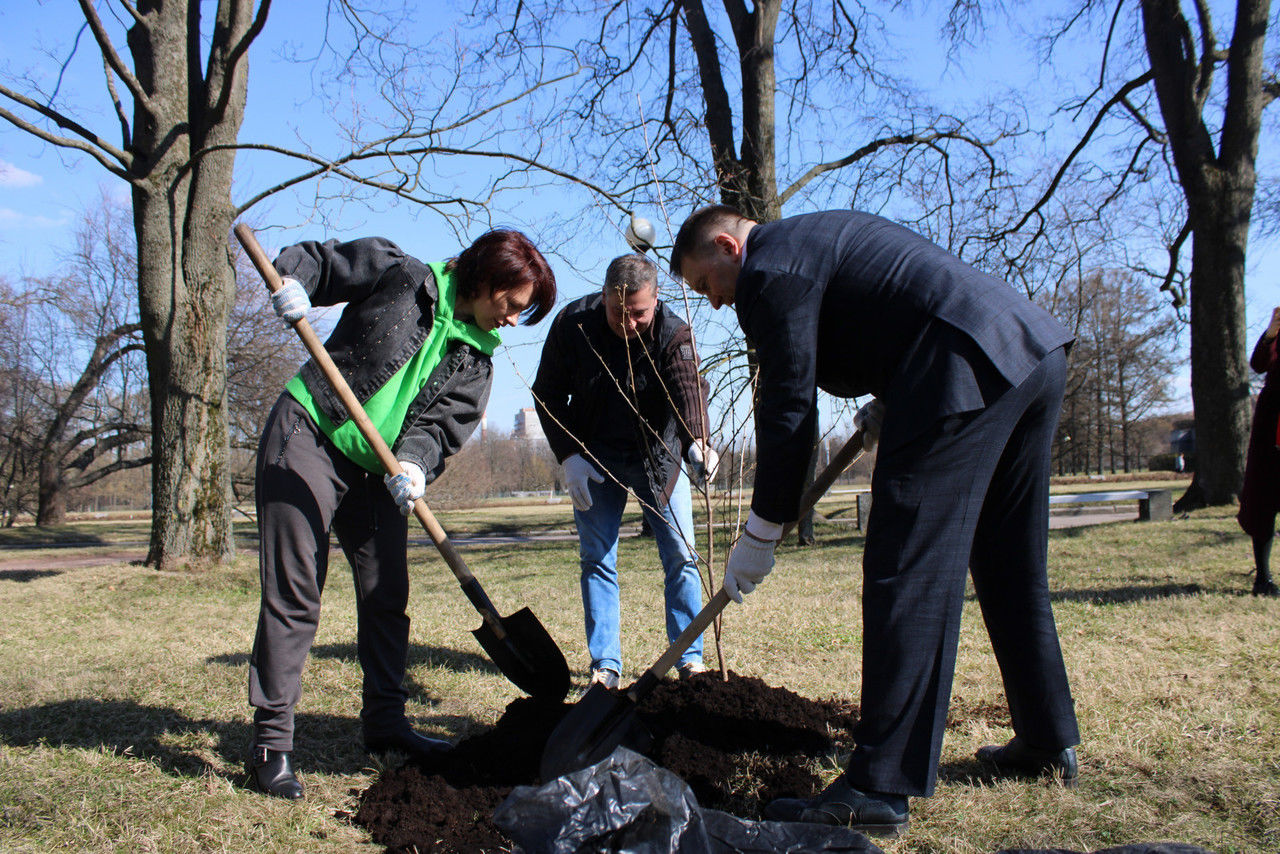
[1239,305,1280,598]
[246,230,555,799]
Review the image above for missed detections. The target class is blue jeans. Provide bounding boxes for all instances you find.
[575,464,703,675]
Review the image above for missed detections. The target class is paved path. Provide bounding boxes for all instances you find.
[0,504,1141,572]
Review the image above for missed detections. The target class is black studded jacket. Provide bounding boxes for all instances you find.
[273,236,492,484]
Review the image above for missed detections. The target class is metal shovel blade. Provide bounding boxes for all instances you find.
[539,681,651,781]
[472,606,570,702]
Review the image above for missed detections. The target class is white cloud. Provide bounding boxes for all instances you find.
[0,208,68,229]
[0,160,43,189]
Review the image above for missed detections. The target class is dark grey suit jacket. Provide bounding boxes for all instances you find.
[737,210,1072,522]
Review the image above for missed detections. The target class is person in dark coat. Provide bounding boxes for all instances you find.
[532,254,717,688]
[1238,306,1280,597]
[247,231,555,799]
[671,205,1080,837]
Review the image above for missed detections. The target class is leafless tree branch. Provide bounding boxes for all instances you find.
[0,97,133,178]
[75,0,152,113]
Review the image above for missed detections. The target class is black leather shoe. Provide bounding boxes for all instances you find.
[976,735,1079,786]
[246,747,303,800]
[765,775,909,838]
[364,723,452,763]
[1253,576,1280,597]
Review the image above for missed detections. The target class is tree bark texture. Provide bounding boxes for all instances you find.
[36,459,68,527]
[1140,0,1269,507]
[126,0,255,566]
[682,0,782,221]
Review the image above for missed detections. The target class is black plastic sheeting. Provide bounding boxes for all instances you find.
[495,747,1220,854]
[494,746,883,854]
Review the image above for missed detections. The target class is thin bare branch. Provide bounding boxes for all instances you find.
[208,0,273,123]
[1264,73,1280,108]
[117,0,146,27]
[1159,219,1192,300]
[994,70,1154,241]
[779,129,993,206]
[75,0,153,113]
[102,55,132,149]
[225,140,632,217]
[1190,0,1215,105]
[0,99,133,179]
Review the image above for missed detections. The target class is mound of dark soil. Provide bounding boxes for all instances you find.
[352,671,857,853]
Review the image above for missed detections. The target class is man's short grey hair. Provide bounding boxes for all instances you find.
[603,253,658,297]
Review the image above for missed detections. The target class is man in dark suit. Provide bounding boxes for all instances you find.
[671,206,1080,837]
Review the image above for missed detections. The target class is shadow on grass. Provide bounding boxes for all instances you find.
[0,698,484,782]
[307,642,502,705]
[778,531,866,550]
[955,581,1208,608]
[937,756,1021,788]
[208,642,501,679]
[938,756,1082,791]
[819,507,858,522]
[1049,582,1204,605]
[0,529,111,547]
[433,519,571,538]
[0,568,62,583]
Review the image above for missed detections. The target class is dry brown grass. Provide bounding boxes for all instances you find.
[0,502,1276,852]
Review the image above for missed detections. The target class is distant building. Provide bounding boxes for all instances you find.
[514,407,545,441]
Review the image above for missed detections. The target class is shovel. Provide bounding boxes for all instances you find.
[540,428,868,780]
[235,223,570,702]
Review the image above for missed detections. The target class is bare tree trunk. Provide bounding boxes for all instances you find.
[134,189,236,565]
[1183,204,1252,505]
[36,459,67,527]
[128,0,246,567]
[1139,0,1268,509]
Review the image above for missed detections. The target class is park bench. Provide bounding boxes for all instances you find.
[829,487,1174,530]
[1047,488,1173,522]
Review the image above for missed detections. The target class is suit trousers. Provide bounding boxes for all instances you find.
[248,394,412,751]
[844,347,1079,796]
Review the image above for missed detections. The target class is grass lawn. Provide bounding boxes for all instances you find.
[0,501,1275,853]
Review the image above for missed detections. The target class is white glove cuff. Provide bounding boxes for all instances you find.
[744,510,783,543]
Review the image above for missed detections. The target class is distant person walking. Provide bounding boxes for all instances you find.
[1239,306,1280,597]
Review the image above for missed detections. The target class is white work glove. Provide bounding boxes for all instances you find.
[724,510,783,603]
[563,453,604,512]
[271,276,311,325]
[685,439,720,485]
[854,399,885,453]
[383,461,426,515]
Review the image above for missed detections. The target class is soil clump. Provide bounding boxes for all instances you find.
[352,670,857,853]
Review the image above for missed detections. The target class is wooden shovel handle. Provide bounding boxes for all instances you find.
[233,224,481,591]
[641,429,866,684]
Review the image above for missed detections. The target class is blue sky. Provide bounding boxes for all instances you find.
[3,1,1280,432]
